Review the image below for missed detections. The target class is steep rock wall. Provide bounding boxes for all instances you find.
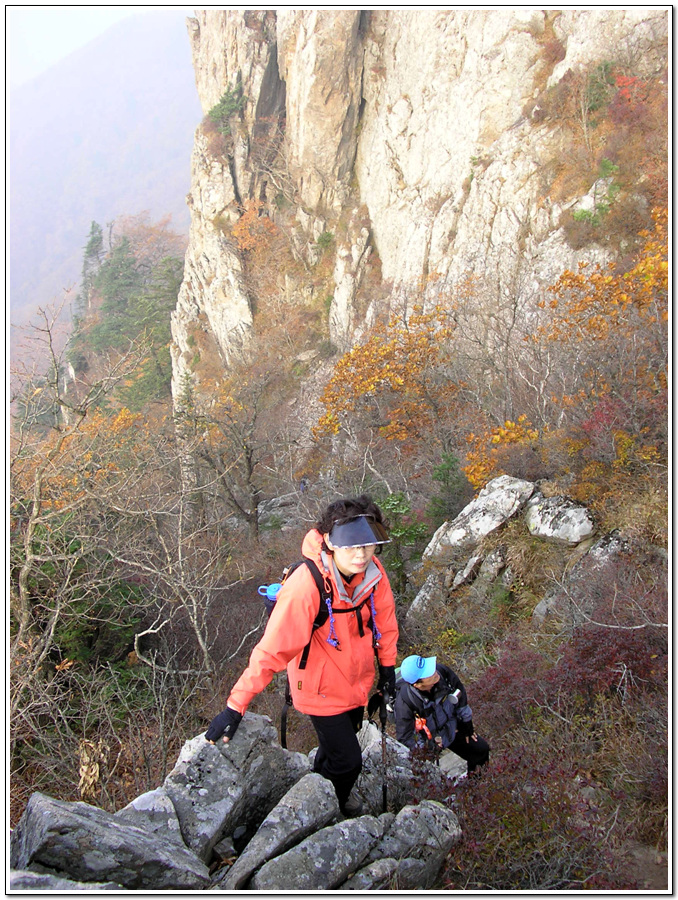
[171,8,667,403]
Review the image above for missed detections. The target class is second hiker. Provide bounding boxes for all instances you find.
[205,494,399,817]
[395,654,490,777]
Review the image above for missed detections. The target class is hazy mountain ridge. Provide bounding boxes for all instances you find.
[10,11,202,327]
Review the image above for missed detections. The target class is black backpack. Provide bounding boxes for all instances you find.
[265,556,379,747]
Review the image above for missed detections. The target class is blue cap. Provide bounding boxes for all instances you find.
[400,655,437,684]
[327,515,390,548]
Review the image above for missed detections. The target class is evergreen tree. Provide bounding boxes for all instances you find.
[427,453,473,528]
[72,221,105,327]
[89,236,143,353]
[116,256,184,410]
[81,221,104,296]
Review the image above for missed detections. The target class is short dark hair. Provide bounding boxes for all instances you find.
[315,494,389,551]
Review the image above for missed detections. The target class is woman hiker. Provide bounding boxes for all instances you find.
[205,495,399,818]
[395,654,490,777]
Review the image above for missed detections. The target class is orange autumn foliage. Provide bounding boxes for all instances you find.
[539,207,667,464]
[12,408,144,512]
[315,307,459,449]
[231,200,279,253]
[463,415,540,489]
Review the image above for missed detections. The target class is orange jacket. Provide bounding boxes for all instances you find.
[228,529,399,717]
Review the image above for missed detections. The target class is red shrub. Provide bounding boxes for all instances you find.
[443,743,630,890]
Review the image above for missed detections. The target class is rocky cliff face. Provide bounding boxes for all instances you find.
[171,8,667,404]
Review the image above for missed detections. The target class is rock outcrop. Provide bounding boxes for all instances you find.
[524,493,594,545]
[171,9,667,402]
[10,715,463,891]
[406,475,596,628]
[10,793,211,891]
[424,475,536,560]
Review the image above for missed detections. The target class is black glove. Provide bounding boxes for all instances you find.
[367,691,382,721]
[205,707,242,743]
[457,718,474,739]
[377,664,396,701]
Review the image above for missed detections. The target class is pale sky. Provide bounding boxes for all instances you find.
[7,6,198,89]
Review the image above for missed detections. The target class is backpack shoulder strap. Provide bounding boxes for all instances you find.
[280,557,330,747]
[397,681,423,715]
[295,557,332,670]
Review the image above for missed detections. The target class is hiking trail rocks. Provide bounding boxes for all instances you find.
[9,718,462,891]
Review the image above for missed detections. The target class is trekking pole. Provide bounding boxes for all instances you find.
[379,692,388,814]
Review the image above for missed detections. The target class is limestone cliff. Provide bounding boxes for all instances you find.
[171,8,667,406]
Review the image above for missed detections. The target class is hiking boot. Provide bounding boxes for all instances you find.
[340,792,363,818]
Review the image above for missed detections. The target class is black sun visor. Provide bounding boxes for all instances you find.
[328,515,391,548]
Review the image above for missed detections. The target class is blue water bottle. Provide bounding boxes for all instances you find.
[258,582,283,616]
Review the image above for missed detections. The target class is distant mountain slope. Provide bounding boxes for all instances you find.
[9,10,203,326]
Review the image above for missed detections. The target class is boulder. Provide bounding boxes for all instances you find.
[338,857,400,890]
[219,773,339,889]
[361,800,462,889]
[9,792,210,890]
[114,786,183,845]
[524,493,595,544]
[476,545,507,582]
[257,492,301,530]
[10,717,463,892]
[354,721,452,814]
[250,814,386,891]
[404,571,446,628]
[533,531,631,624]
[438,750,468,781]
[407,477,533,625]
[424,476,535,560]
[9,870,124,891]
[163,715,310,861]
[451,553,483,589]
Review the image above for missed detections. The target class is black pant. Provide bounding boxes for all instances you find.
[309,706,364,807]
[447,731,491,772]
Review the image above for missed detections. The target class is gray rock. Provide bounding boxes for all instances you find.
[477,545,507,581]
[339,850,436,890]
[9,793,210,890]
[388,856,432,890]
[524,493,594,544]
[355,721,450,814]
[424,476,535,560]
[365,800,462,888]
[439,750,468,781]
[250,815,386,891]
[9,870,124,891]
[163,716,310,862]
[451,553,483,589]
[222,773,339,889]
[10,716,466,892]
[339,857,399,890]
[257,492,301,530]
[162,736,244,863]
[408,477,534,624]
[212,834,237,861]
[404,571,446,627]
[114,786,183,845]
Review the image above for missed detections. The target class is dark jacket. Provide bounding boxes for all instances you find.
[395,662,473,750]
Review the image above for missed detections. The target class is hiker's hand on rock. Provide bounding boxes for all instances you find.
[205,706,242,744]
